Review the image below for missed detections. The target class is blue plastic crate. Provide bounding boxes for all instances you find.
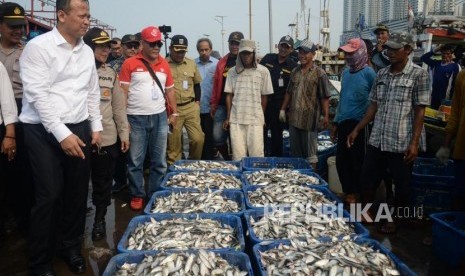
[242,170,328,188]
[243,208,369,245]
[169,160,242,172]
[252,238,416,276]
[103,251,254,276]
[430,212,465,267]
[160,171,243,191]
[242,157,311,171]
[318,130,331,141]
[117,214,245,254]
[243,185,342,210]
[412,157,454,187]
[410,158,454,214]
[144,189,246,216]
[317,144,337,173]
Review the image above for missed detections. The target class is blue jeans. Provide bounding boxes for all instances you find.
[213,105,228,146]
[127,112,168,198]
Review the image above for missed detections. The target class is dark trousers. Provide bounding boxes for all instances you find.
[0,125,6,233]
[361,145,413,207]
[4,99,34,232]
[200,113,214,160]
[24,122,91,274]
[91,143,118,208]
[113,137,128,186]
[336,120,367,195]
[264,100,285,157]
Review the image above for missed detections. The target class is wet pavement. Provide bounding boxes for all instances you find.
[0,184,464,276]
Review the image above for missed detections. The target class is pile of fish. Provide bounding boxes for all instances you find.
[247,184,334,207]
[318,140,335,152]
[259,238,401,276]
[172,160,240,171]
[126,217,240,251]
[150,191,241,214]
[114,250,248,276]
[245,168,321,186]
[250,208,355,241]
[164,171,242,190]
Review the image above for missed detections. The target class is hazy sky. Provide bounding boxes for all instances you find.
[91,0,343,55]
[18,0,344,56]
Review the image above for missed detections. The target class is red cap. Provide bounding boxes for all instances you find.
[141,26,162,42]
[339,38,362,53]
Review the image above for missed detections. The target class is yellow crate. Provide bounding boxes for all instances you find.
[425,107,439,118]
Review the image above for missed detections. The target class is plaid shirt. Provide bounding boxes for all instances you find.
[369,61,430,153]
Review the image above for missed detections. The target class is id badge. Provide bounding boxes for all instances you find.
[278,77,284,87]
[151,84,159,100]
[182,80,189,90]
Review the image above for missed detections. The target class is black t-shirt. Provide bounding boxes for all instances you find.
[260,53,298,102]
[219,55,237,106]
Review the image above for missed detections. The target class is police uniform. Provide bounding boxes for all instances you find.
[260,51,297,156]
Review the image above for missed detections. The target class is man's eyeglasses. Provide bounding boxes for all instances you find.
[124,43,140,49]
[145,41,163,48]
[92,145,108,156]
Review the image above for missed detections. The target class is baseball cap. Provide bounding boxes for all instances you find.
[0,2,27,27]
[279,35,294,47]
[141,26,162,42]
[339,38,363,53]
[383,32,415,49]
[239,39,256,53]
[228,31,244,43]
[170,35,188,52]
[83,27,111,46]
[296,39,316,53]
[373,23,389,34]
[121,34,138,44]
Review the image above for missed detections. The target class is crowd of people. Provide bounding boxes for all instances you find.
[0,0,464,275]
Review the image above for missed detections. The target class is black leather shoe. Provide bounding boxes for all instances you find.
[60,252,86,274]
[92,220,106,241]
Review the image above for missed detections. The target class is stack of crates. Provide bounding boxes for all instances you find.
[410,157,455,215]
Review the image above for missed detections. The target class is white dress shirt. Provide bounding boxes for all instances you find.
[0,61,18,126]
[19,27,102,142]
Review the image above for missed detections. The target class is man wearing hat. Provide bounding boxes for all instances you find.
[280,39,331,170]
[371,23,391,71]
[347,32,430,233]
[19,0,102,274]
[0,2,34,237]
[166,34,204,164]
[109,34,140,74]
[260,35,297,157]
[223,39,273,160]
[119,26,176,211]
[210,31,245,160]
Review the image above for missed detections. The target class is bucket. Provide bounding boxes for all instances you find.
[327,156,342,194]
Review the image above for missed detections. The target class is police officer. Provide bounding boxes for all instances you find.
[260,36,297,156]
[83,27,130,241]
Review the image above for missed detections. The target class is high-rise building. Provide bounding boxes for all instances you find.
[343,0,458,33]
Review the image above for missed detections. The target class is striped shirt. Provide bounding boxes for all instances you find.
[369,61,431,152]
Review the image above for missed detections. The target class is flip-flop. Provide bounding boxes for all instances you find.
[378,222,397,234]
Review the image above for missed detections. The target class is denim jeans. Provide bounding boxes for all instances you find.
[213,105,228,146]
[127,112,168,198]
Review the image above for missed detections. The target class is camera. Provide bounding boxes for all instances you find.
[159,25,172,34]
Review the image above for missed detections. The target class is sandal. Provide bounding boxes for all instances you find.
[378,221,397,234]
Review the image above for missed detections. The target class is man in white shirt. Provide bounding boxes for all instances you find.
[18,0,102,275]
[223,39,273,160]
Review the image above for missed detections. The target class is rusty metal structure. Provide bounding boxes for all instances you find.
[1,0,116,38]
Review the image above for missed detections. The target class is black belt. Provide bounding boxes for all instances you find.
[177,98,194,106]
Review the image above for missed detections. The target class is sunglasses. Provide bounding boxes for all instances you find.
[145,41,163,48]
[124,43,140,49]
